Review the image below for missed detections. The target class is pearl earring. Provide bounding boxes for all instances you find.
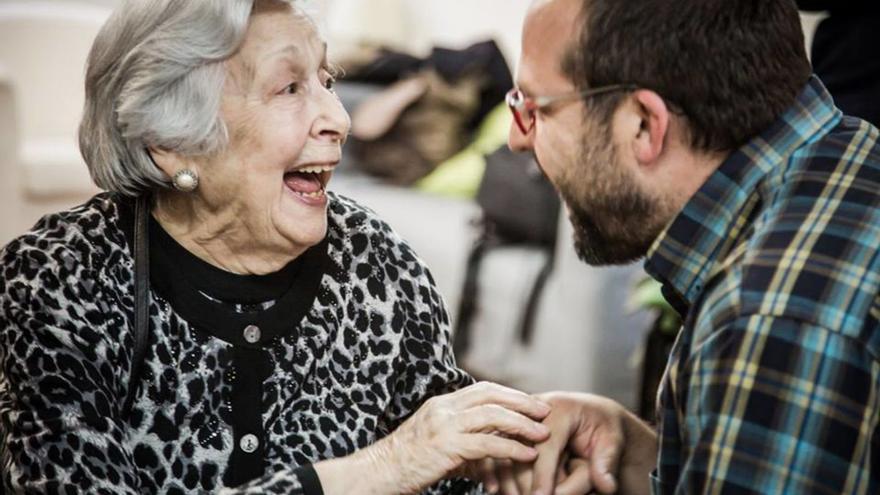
[172,169,199,192]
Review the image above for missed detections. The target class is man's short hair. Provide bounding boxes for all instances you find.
[564,0,812,153]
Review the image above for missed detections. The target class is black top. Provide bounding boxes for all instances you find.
[797,0,880,126]
[119,196,330,486]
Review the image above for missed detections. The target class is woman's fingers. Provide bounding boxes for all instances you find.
[457,433,539,464]
[478,458,500,494]
[378,384,554,492]
[513,462,534,494]
[451,382,551,420]
[495,459,521,495]
[458,404,550,442]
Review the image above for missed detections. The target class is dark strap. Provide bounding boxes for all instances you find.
[453,230,557,355]
[452,238,489,357]
[517,248,555,345]
[122,195,150,418]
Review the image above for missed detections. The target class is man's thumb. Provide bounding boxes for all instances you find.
[584,436,621,494]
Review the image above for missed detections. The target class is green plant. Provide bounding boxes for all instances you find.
[629,277,681,334]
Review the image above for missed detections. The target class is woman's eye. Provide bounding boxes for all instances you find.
[324,77,336,91]
[282,82,300,95]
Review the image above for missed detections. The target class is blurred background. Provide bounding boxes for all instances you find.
[0,0,829,416]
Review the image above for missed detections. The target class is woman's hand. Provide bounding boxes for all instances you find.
[314,382,552,495]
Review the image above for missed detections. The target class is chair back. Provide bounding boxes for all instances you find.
[0,3,108,244]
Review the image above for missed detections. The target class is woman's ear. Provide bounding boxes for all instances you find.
[630,90,670,167]
[147,147,195,179]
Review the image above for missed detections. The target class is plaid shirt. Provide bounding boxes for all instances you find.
[644,76,880,494]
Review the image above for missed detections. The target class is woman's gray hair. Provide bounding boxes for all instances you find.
[79,0,301,196]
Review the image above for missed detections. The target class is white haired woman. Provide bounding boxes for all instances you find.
[0,1,551,493]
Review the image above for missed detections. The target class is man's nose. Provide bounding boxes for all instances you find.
[507,120,533,152]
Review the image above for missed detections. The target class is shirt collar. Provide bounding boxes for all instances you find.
[644,76,843,311]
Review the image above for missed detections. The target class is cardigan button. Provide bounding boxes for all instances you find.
[240,434,259,453]
[243,325,261,344]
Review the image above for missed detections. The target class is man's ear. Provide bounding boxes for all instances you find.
[631,90,670,166]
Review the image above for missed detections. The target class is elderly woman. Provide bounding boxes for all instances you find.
[0,0,553,493]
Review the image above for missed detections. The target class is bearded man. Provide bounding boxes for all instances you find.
[492,0,880,493]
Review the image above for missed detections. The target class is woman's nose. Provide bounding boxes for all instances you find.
[312,89,351,144]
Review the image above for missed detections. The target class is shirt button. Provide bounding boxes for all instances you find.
[243,325,261,344]
[240,434,259,453]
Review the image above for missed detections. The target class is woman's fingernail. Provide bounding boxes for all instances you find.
[536,401,552,414]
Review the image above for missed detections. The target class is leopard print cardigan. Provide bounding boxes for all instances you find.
[0,192,481,494]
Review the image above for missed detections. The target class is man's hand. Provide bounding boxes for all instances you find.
[526,392,657,495]
[467,456,594,495]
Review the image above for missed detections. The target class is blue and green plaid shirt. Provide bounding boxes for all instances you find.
[645,76,880,494]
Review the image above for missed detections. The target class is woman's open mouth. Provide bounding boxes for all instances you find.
[283,164,334,204]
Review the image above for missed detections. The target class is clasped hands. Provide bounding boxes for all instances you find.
[344,383,656,495]
[461,391,656,495]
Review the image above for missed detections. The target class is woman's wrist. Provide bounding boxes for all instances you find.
[313,440,401,495]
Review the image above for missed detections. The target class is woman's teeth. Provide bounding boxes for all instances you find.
[297,190,325,198]
[296,164,334,173]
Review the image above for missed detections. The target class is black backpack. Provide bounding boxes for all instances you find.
[453,147,560,357]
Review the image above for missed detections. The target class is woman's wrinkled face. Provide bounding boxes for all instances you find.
[199,1,349,254]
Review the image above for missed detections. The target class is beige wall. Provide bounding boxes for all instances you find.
[322,0,530,66]
[0,0,824,65]
[320,0,824,72]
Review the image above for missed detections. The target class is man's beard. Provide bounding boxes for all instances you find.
[556,124,669,266]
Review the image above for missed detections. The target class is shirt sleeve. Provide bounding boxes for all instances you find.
[385,266,475,424]
[0,244,143,493]
[671,313,879,494]
[219,465,324,495]
[382,266,486,495]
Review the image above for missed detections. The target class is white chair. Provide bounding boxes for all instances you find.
[332,175,651,408]
[0,2,109,245]
[460,209,652,407]
[0,64,21,244]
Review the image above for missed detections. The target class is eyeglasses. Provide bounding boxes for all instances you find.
[506,84,637,135]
